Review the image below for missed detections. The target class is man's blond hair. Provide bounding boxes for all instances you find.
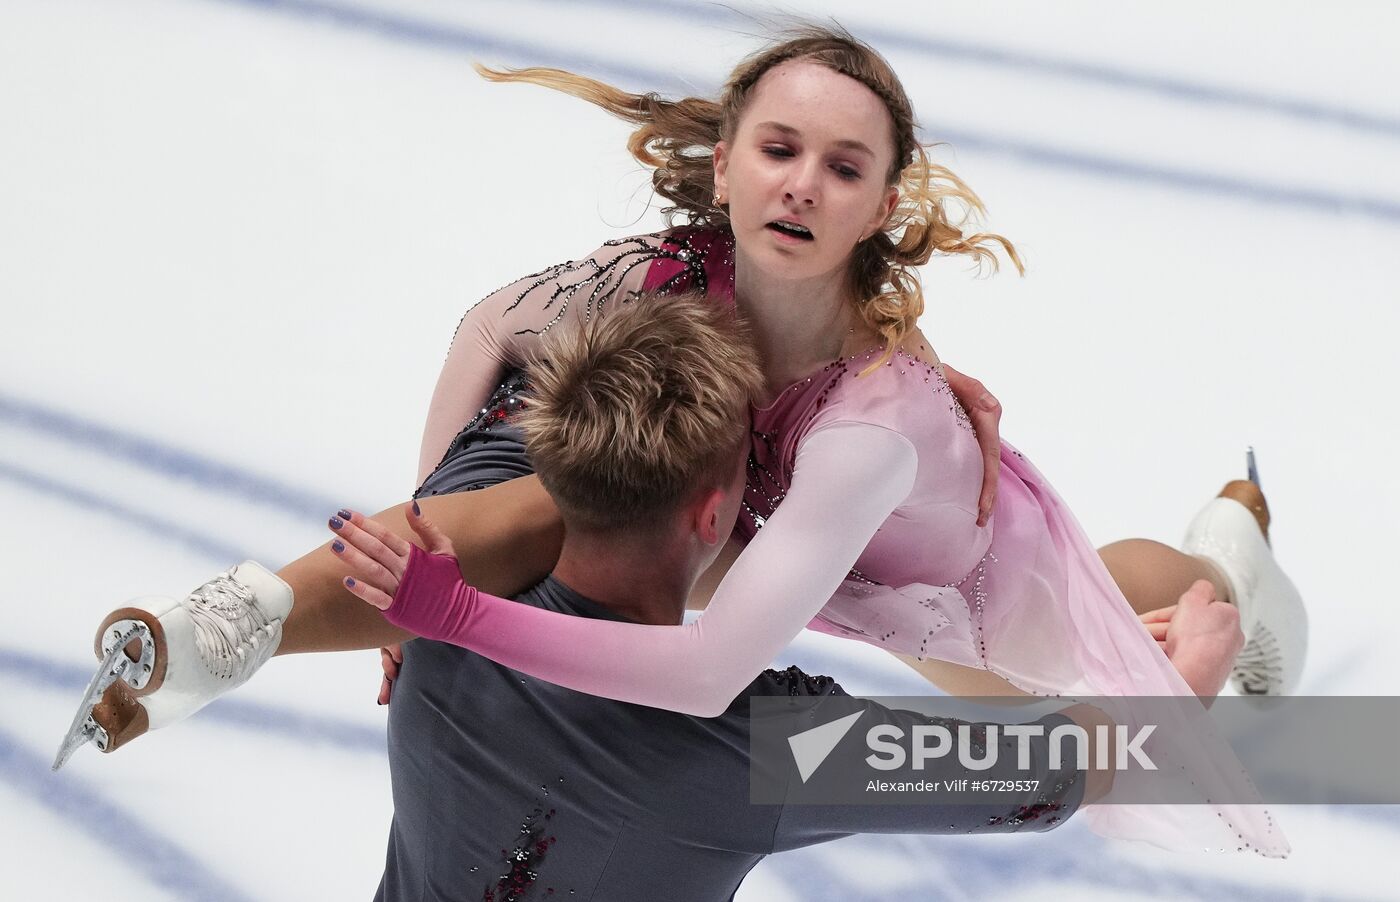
[518,291,763,532]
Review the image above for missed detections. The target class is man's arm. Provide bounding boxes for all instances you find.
[765,684,1113,850]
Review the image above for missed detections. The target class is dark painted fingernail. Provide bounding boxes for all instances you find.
[329,516,344,530]
[377,698,385,706]
[345,576,356,587]
[411,501,421,516]
[332,540,345,553]
[337,509,351,520]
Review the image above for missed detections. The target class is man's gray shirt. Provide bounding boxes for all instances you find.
[376,577,1083,902]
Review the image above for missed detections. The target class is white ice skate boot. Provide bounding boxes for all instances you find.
[1180,451,1307,695]
[53,561,292,769]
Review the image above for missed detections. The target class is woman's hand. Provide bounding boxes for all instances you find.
[330,503,457,705]
[940,362,1002,527]
[328,502,455,609]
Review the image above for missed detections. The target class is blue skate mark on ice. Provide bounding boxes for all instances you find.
[0,461,253,562]
[0,640,901,754]
[189,691,384,753]
[759,829,1310,901]
[188,0,1400,225]
[208,0,685,92]
[0,727,258,902]
[910,125,1400,224]
[1333,807,1400,829]
[0,647,384,754]
[0,393,342,519]
[547,0,1400,141]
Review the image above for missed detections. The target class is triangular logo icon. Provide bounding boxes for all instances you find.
[788,711,863,783]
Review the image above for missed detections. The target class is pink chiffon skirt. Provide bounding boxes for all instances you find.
[808,441,1289,857]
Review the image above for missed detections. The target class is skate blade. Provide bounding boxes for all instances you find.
[52,614,161,771]
[52,629,140,771]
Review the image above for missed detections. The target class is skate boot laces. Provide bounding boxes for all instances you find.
[1231,624,1283,696]
[186,569,281,683]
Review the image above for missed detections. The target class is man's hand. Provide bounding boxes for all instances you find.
[941,362,1002,527]
[378,643,403,705]
[1139,580,1245,702]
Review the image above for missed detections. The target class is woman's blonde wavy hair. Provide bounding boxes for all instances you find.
[478,24,1022,367]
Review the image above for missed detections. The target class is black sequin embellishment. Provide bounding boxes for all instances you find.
[416,369,532,496]
[762,665,840,697]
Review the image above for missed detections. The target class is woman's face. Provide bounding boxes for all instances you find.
[714,61,900,284]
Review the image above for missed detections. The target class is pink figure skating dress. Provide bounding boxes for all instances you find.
[406,226,1286,856]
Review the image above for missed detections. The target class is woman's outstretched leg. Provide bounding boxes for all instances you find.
[899,541,1245,702]
[900,578,1242,703]
[276,475,564,654]
[905,540,1240,697]
[1097,538,1233,617]
[64,476,563,763]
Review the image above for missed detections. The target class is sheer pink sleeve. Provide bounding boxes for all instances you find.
[387,422,918,716]
[416,235,664,482]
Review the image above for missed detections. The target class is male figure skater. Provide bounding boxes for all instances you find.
[328,293,1150,901]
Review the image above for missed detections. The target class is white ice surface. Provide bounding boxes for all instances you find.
[2,0,1397,899]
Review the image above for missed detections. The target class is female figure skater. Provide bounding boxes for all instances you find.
[325,28,1303,853]
[67,27,1302,856]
